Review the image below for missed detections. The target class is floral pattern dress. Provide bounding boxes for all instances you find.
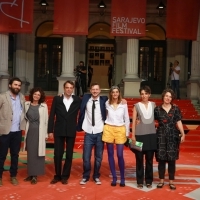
[154,104,182,161]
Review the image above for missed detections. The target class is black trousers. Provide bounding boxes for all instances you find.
[88,75,92,87]
[81,77,87,94]
[158,160,176,180]
[53,136,75,180]
[134,150,154,184]
[0,131,22,178]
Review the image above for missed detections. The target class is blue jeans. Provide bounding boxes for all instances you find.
[82,132,104,180]
[171,80,180,99]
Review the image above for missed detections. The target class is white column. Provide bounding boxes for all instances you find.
[125,38,139,79]
[15,34,27,93]
[123,38,141,97]
[187,13,200,100]
[57,37,76,94]
[0,34,9,92]
[190,41,200,80]
[0,34,9,76]
[60,37,75,77]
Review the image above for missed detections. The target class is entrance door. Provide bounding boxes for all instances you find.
[86,39,115,89]
[34,37,63,91]
[139,40,166,94]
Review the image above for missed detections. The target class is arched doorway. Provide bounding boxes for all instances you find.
[87,23,115,89]
[139,24,166,94]
[34,21,63,91]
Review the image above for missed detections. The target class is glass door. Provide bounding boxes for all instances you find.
[139,40,166,94]
[34,37,63,91]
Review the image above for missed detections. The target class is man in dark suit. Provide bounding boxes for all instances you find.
[48,80,81,184]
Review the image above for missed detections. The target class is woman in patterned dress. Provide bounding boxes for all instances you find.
[154,89,185,190]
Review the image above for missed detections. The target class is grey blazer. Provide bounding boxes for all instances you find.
[0,90,25,135]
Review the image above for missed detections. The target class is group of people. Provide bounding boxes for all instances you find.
[0,77,185,190]
[132,85,185,190]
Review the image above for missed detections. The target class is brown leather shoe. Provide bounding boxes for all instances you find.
[10,177,19,186]
[50,178,60,184]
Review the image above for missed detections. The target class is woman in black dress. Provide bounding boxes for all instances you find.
[154,89,185,190]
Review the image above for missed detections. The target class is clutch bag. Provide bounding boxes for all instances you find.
[128,139,143,151]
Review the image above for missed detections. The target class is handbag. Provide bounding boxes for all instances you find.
[125,138,143,151]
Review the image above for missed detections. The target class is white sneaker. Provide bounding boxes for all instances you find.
[94,178,101,185]
[80,178,87,185]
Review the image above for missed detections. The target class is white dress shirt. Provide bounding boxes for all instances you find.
[171,65,180,80]
[105,101,130,136]
[82,97,104,134]
[63,95,73,111]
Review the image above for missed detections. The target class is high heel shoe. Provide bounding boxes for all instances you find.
[120,179,125,187]
[111,182,116,186]
[111,177,117,186]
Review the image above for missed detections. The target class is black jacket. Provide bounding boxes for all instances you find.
[48,95,81,137]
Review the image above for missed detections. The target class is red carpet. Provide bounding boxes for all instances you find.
[1,147,200,200]
[3,97,197,199]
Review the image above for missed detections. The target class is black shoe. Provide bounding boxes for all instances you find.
[31,176,37,185]
[157,182,164,188]
[61,179,68,185]
[50,178,60,184]
[169,183,176,190]
[24,176,32,182]
[120,183,125,187]
[111,182,116,186]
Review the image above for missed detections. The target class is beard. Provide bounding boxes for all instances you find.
[10,87,20,95]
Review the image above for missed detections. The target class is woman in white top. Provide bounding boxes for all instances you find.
[102,86,130,187]
[132,85,157,189]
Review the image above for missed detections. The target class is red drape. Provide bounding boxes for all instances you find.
[166,0,200,40]
[0,0,33,33]
[110,0,146,37]
[53,0,89,35]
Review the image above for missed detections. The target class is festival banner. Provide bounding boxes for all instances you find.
[53,0,89,35]
[111,0,146,37]
[166,0,200,40]
[0,0,33,33]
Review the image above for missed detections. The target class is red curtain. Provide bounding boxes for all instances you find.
[166,0,200,40]
[0,0,33,33]
[110,0,146,37]
[53,0,89,35]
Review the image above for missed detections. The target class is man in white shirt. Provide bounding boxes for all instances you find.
[171,60,180,99]
[48,81,81,185]
[77,83,108,185]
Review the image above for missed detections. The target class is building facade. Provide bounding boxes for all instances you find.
[0,0,200,100]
